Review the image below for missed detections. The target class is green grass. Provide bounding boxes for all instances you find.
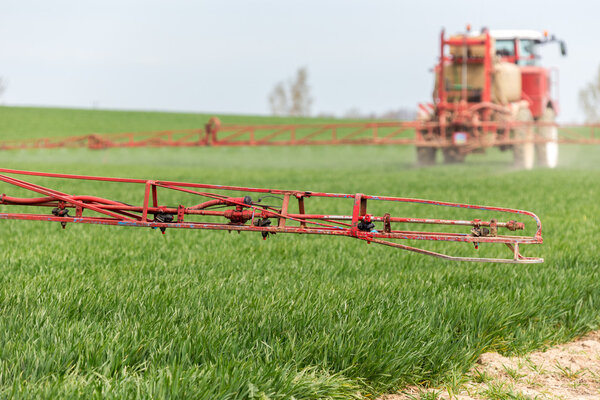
[0,106,353,141]
[0,106,598,399]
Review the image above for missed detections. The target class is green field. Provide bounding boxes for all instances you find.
[0,106,598,399]
[0,106,350,141]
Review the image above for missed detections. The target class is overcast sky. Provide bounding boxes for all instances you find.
[0,1,596,122]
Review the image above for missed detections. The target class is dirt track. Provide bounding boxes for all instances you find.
[384,330,600,400]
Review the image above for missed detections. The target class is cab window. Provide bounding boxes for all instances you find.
[518,39,538,66]
[495,40,515,57]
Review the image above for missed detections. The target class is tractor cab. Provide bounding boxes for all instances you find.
[486,30,567,118]
[487,30,567,117]
[489,30,567,66]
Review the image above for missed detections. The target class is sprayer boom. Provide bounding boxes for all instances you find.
[0,168,543,263]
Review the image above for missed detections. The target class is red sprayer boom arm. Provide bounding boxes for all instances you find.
[0,168,543,263]
[0,118,599,151]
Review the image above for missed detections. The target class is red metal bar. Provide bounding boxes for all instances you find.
[0,168,543,263]
[483,30,492,104]
[438,29,446,109]
[1,117,600,152]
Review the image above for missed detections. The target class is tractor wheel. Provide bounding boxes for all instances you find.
[513,107,535,170]
[535,107,559,168]
[442,147,466,164]
[416,146,436,166]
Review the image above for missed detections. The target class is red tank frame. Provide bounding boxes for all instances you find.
[0,168,543,263]
[436,30,494,119]
[435,28,558,122]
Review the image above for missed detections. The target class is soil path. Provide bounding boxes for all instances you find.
[383,330,600,400]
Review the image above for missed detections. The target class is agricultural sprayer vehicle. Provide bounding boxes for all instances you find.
[417,27,567,168]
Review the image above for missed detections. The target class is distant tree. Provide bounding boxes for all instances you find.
[268,82,288,116]
[288,68,312,117]
[579,65,600,122]
[0,77,6,99]
[268,67,312,117]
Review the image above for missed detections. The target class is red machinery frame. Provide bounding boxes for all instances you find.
[432,28,496,145]
[0,168,543,263]
[437,30,494,115]
[0,118,599,151]
[427,28,570,158]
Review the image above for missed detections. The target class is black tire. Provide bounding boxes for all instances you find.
[416,146,436,166]
[442,147,466,164]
